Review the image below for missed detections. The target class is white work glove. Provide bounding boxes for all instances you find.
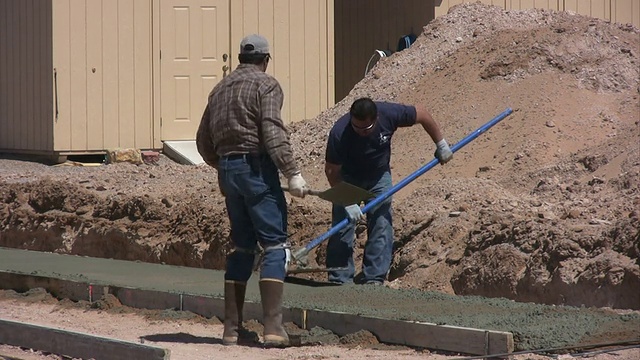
[287,173,308,198]
[345,204,365,223]
[434,139,453,164]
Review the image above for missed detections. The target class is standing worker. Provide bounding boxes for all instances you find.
[324,97,453,285]
[196,34,308,347]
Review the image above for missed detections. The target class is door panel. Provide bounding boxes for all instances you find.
[160,0,229,140]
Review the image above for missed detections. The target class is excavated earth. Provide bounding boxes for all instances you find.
[0,1,639,328]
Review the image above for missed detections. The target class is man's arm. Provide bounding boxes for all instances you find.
[414,106,444,143]
[325,162,342,187]
[195,103,219,168]
[259,81,301,179]
[414,106,453,164]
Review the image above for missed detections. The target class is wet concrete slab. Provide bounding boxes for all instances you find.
[0,247,638,351]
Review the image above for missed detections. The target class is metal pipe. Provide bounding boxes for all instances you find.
[292,107,513,262]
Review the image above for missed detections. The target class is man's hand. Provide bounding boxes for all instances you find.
[434,139,453,164]
[345,204,365,223]
[288,173,308,198]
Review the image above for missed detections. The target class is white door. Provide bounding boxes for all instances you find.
[160,0,230,140]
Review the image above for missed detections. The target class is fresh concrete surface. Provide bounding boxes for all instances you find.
[162,141,204,165]
[0,247,637,352]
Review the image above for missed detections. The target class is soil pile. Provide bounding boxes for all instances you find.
[1,3,638,309]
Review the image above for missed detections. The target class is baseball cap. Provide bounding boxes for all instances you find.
[240,34,270,55]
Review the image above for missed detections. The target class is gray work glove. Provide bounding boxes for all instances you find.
[434,139,453,164]
[345,204,365,223]
[288,173,308,198]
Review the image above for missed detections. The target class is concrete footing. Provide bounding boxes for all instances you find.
[0,271,513,355]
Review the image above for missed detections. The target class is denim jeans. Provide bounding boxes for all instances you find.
[217,154,288,282]
[326,171,393,284]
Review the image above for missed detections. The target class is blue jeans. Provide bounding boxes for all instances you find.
[326,171,393,284]
[217,154,288,282]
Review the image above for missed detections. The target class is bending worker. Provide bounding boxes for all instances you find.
[324,97,453,285]
[196,34,308,347]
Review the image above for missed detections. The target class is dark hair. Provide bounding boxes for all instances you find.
[238,53,270,65]
[350,97,377,120]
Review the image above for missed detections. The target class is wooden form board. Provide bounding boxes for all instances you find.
[0,271,514,356]
[0,319,169,360]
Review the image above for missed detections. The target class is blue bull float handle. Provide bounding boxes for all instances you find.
[292,107,513,261]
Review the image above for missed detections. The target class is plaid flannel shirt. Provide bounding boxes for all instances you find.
[196,64,300,179]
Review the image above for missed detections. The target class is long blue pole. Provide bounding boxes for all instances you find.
[292,107,513,261]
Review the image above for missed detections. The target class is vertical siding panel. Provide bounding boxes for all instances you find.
[243,0,259,34]
[33,0,42,150]
[304,0,320,119]
[152,0,161,148]
[257,0,274,47]
[289,0,305,122]
[25,0,34,150]
[12,0,19,149]
[371,0,381,54]
[0,0,4,148]
[0,0,8,148]
[102,0,119,148]
[327,0,335,106]
[612,0,637,25]
[258,0,274,76]
[9,0,15,149]
[118,0,135,148]
[86,0,104,150]
[69,0,87,150]
[435,0,450,17]
[2,0,11,148]
[347,0,358,97]
[319,0,329,109]
[358,0,366,88]
[19,0,27,149]
[333,0,343,102]
[44,0,53,150]
[229,0,244,70]
[272,0,290,123]
[386,0,396,65]
[362,0,371,82]
[52,0,71,151]
[133,0,152,148]
[34,0,42,151]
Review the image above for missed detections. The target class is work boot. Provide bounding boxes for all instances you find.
[259,279,290,347]
[223,280,247,345]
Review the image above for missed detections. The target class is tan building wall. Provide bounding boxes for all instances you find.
[229,0,335,124]
[434,0,640,26]
[52,0,154,152]
[334,0,435,102]
[0,0,334,154]
[0,0,54,152]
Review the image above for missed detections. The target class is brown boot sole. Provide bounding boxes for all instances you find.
[222,336,238,346]
[263,334,289,347]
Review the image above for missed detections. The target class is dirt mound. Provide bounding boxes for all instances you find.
[0,3,639,310]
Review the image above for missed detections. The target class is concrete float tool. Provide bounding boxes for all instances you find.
[281,182,374,274]
[287,108,514,274]
[282,182,374,207]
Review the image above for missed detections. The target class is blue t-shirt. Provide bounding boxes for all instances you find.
[325,102,417,180]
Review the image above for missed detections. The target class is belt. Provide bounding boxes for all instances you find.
[221,153,262,160]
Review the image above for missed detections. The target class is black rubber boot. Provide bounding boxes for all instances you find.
[259,279,290,347]
[222,280,246,345]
